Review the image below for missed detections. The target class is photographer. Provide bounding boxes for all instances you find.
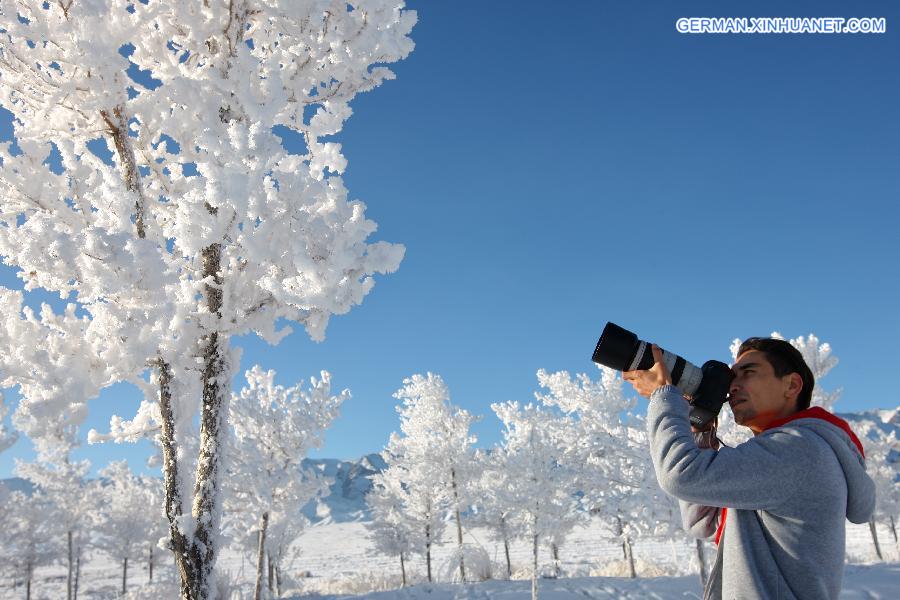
[623,338,875,600]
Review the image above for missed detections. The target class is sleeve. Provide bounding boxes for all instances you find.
[847,476,876,524]
[680,500,721,539]
[677,422,723,539]
[647,385,818,511]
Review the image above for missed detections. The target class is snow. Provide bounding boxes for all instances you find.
[304,564,900,599]
[2,517,897,599]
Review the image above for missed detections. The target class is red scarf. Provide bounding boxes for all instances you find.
[713,407,865,545]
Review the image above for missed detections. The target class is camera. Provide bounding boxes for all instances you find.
[591,322,733,429]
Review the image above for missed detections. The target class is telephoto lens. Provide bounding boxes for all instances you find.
[592,322,704,397]
[591,322,733,429]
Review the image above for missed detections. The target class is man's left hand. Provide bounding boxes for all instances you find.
[623,344,672,399]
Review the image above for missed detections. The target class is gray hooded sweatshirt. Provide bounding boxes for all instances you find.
[648,385,875,600]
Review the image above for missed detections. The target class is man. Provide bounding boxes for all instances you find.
[623,338,875,600]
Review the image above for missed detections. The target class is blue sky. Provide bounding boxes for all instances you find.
[2,0,899,477]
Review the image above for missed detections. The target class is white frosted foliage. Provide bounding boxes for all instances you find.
[223,365,346,582]
[490,400,580,594]
[0,490,62,589]
[94,460,167,587]
[366,465,419,584]
[535,366,678,561]
[0,0,412,446]
[15,444,96,588]
[370,373,477,583]
[0,1,414,595]
[853,415,900,523]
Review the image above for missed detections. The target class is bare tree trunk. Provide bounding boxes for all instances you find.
[550,542,560,578]
[869,518,884,561]
[267,551,274,593]
[26,570,31,600]
[425,522,432,582]
[275,564,282,597]
[450,468,466,582]
[158,360,197,599]
[149,545,154,582]
[189,239,229,600]
[531,530,538,600]
[100,105,147,238]
[624,536,636,578]
[74,553,80,600]
[67,530,73,600]
[254,512,269,600]
[498,514,512,579]
[504,536,512,579]
[891,515,898,548]
[122,556,128,596]
[616,516,627,560]
[103,102,194,598]
[400,551,407,587]
[695,538,708,586]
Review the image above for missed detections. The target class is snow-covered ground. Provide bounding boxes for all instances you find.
[3,517,897,599]
[307,564,900,599]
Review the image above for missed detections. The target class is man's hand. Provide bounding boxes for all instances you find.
[623,344,672,399]
[692,418,718,435]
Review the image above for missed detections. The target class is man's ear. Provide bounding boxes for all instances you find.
[785,372,803,402]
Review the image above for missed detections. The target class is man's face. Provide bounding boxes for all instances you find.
[728,350,800,434]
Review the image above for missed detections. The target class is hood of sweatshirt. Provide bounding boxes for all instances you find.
[764,407,875,524]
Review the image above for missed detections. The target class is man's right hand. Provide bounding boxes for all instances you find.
[692,418,720,449]
[691,417,718,433]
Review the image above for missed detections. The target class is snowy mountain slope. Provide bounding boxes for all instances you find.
[0,476,33,496]
[300,453,387,523]
[839,409,900,433]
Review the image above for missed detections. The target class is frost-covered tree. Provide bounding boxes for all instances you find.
[94,461,164,595]
[467,448,519,579]
[385,373,478,582]
[603,413,684,578]
[406,478,445,582]
[535,366,673,577]
[0,490,61,600]
[259,507,310,597]
[15,444,95,600]
[223,365,345,599]
[491,401,580,600]
[0,2,414,597]
[376,439,446,584]
[852,414,900,560]
[366,467,419,587]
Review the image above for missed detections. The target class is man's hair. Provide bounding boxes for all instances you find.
[736,337,815,411]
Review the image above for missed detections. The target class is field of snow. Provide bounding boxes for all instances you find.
[309,564,900,600]
[3,517,897,599]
